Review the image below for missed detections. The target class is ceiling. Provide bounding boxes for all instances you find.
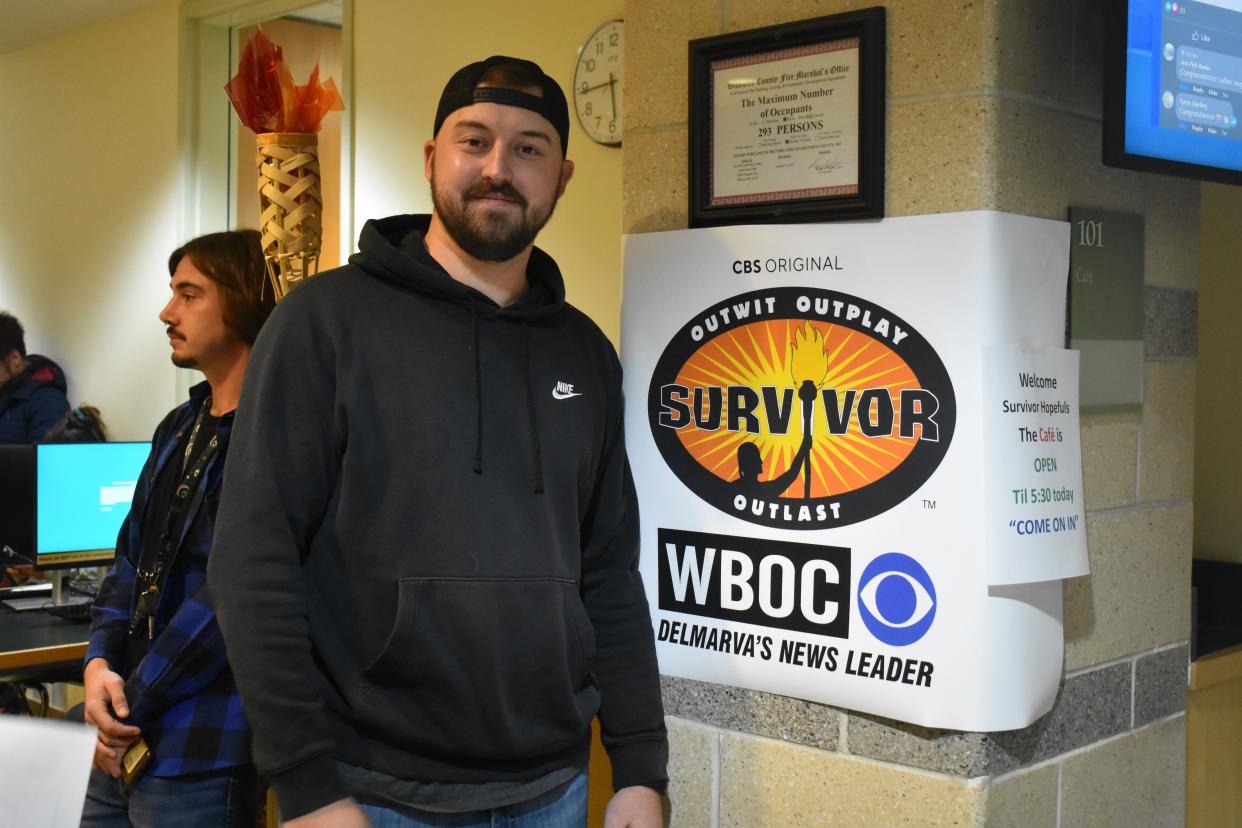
[0,0,170,57]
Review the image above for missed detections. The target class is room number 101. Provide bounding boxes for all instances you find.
[1076,219,1104,248]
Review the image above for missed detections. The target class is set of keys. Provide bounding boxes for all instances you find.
[131,562,164,640]
[136,584,161,640]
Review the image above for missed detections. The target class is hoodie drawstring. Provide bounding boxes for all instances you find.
[522,320,545,494]
[470,309,544,495]
[471,303,483,476]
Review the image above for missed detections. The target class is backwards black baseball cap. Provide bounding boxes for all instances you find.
[433,55,570,154]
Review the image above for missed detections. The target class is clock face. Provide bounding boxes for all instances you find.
[572,20,624,146]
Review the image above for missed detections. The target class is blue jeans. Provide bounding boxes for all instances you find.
[358,772,588,828]
[79,765,258,828]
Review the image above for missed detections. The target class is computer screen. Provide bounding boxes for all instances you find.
[35,442,149,569]
[1105,0,1242,184]
[0,445,36,565]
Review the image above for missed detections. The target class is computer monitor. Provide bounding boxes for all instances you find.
[34,442,149,570]
[0,445,36,566]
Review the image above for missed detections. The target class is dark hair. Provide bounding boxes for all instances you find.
[42,406,108,443]
[0,311,26,359]
[168,229,275,345]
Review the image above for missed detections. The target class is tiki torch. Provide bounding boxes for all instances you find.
[788,323,829,499]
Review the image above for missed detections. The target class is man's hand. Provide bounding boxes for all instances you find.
[83,658,140,776]
[92,738,127,777]
[284,798,372,828]
[604,785,664,828]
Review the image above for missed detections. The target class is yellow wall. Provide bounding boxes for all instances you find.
[0,1,183,440]
[352,0,625,342]
[1194,183,1242,564]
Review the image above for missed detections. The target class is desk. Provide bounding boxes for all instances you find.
[0,610,88,683]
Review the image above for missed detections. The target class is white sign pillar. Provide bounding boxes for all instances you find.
[622,211,1086,731]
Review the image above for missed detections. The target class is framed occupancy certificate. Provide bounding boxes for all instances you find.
[689,9,885,226]
[712,41,860,203]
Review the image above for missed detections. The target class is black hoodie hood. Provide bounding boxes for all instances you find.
[349,214,566,321]
[347,213,566,491]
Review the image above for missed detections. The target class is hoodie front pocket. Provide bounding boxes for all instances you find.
[356,577,598,760]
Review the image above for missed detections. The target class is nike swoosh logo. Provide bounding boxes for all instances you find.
[552,389,583,400]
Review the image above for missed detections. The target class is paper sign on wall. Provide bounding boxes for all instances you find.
[984,347,1088,585]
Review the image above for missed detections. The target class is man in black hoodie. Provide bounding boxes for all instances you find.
[0,311,70,444]
[209,57,667,828]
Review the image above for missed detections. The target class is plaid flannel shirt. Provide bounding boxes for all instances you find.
[86,382,250,776]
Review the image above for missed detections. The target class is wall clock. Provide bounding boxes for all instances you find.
[572,20,624,147]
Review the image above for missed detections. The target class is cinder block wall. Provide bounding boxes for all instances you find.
[623,0,1195,824]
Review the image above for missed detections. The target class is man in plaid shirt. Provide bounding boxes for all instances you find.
[81,230,274,827]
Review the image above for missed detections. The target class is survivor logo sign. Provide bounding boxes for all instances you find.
[648,288,956,529]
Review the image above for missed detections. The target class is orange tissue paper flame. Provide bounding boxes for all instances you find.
[224,27,344,134]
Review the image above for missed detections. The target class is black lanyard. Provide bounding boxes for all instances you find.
[128,399,221,640]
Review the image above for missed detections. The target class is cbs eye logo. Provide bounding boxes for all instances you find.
[857,553,936,646]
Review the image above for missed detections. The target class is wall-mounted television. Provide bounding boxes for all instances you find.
[1104,0,1242,185]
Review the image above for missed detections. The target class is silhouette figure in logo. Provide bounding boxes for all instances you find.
[732,381,818,499]
[733,434,814,499]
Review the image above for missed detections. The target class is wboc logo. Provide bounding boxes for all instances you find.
[857,553,936,646]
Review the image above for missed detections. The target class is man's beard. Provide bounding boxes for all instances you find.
[431,168,560,262]
[166,329,197,369]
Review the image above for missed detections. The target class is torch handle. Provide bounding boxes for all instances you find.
[800,381,814,498]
